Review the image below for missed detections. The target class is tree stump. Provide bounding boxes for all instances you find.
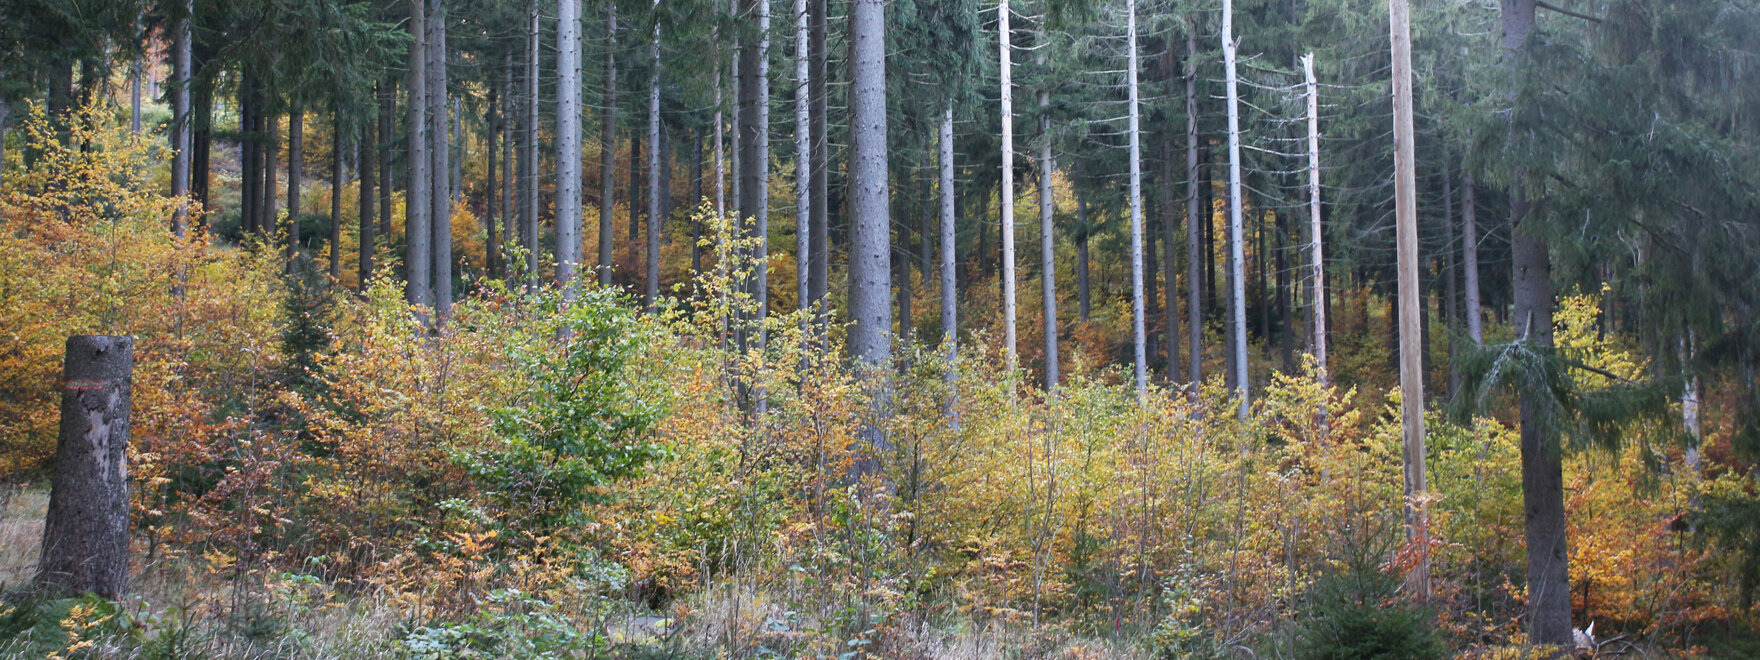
[36,335,133,599]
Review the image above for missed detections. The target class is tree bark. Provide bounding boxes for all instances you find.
[794,0,812,325]
[1077,192,1090,323]
[1304,54,1327,381]
[360,95,377,289]
[1161,131,1181,382]
[378,78,395,239]
[848,0,891,367]
[599,5,618,286]
[808,0,830,333]
[1126,0,1144,400]
[1221,0,1248,419]
[523,1,540,285]
[1393,0,1430,599]
[288,108,304,264]
[940,104,957,358]
[1038,38,1058,392]
[999,0,1017,373]
[486,81,499,277]
[1186,32,1203,386]
[37,336,133,599]
[429,1,453,314]
[557,0,583,297]
[171,5,191,237]
[330,109,345,280]
[1462,170,1482,345]
[646,0,663,312]
[407,0,432,306]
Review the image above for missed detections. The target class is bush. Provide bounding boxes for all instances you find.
[1294,542,1444,660]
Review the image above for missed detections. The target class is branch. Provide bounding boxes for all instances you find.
[1537,2,1604,22]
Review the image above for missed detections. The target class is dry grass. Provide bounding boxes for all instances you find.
[0,485,45,591]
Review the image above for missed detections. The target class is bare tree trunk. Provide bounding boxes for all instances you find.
[1126,0,1144,400]
[557,0,583,297]
[407,0,431,306]
[999,0,1017,374]
[1038,39,1058,391]
[1161,134,1180,382]
[1185,32,1203,386]
[288,108,304,264]
[848,0,891,366]
[1221,0,1248,419]
[331,108,345,280]
[940,104,957,356]
[795,0,811,325]
[1442,158,1458,393]
[691,128,704,275]
[599,6,618,285]
[360,95,377,288]
[429,1,453,314]
[524,1,540,285]
[1304,54,1327,381]
[486,81,499,277]
[500,64,514,269]
[378,78,395,239]
[1393,17,1429,550]
[1462,170,1482,344]
[808,0,830,332]
[37,336,133,599]
[266,110,280,239]
[171,5,191,237]
[240,81,259,236]
[646,0,663,312]
[1077,192,1090,323]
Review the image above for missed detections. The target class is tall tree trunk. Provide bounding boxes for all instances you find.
[501,64,515,268]
[808,0,830,332]
[737,0,771,358]
[288,108,304,264]
[1038,39,1058,391]
[360,95,377,289]
[848,0,891,366]
[1126,0,1144,399]
[429,2,453,314]
[1076,192,1090,323]
[1304,53,1327,380]
[240,79,259,236]
[999,0,1017,374]
[486,82,499,277]
[407,0,432,306]
[794,0,811,325]
[1443,158,1458,393]
[1277,210,1292,373]
[1462,170,1482,344]
[646,0,662,312]
[1392,0,1429,601]
[266,110,280,240]
[1185,32,1203,386]
[378,78,395,238]
[1161,132,1181,382]
[330,109,345,279]
[1221,0,1248,419]
[1501,0,1569,642]
[629,130,642,244]
[691,128,704,276]
[171,5,191,237]
[193,82,212,214]
[36,336,133,600]
[940,104,957,357]
[557,0,583,297]
[599,6,618,285]
[525,2,540,286]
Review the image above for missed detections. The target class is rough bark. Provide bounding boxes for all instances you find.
[1126,0,1144,399]
[287,108,304,262]
[808,0,830,331]
[523,1,540,285]
[1077,192,1090,323]
[429,1,453,313]
[1039,40,1058,391]
[1304,54,1327,380]
[330,109,344,279]
[378,78,395,238]
[407,0,432,306]
[37,336,134,599]
[171,5,191,236]
[1462,170,1482,344]
[1185,32,1203,386]
[794,0,811,324]
[486,82,499,277]
[1221,0,1248,418]
[599,6,618,286]
[360,96,377,288]
[646,0,663,312]
[999,0,1017,373]
[940,104,957,357]
[1392,0,1430,599]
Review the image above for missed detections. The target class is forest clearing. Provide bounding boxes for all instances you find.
[1,0,1758,657]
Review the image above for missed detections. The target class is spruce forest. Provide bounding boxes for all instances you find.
[1,0,1758,656]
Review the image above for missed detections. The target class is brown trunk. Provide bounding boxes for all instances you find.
[37,336,134,599]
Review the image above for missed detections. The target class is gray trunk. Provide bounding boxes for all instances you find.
[171,6,191,236]
[1038,44,1057,391]
[360,95,377,288]
[1185,32,1202,386]
[940,104,957,356]
[795,0,812,324]
[37,336,134,599]
[848,0,891,366]
[1077,192,1090,323]
[1304,54,1327,380]
[331,110,344,279]
[999,0,1017,372]
[808,0,830,332]
[557,0,583,297]
[288,108,304,262]
[646,1,662,311]
[599,6,617,285]
[1222,0,1248,418]
[524,1,540,285]
[1126,0,1144,399]
[1462,170,1482,344]
[1391,0,1430,599]
[378,78,395,238]
[430,2,452,313]
[407,0,431,306]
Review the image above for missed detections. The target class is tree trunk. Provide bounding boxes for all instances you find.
[1393,0,1429,597]
[557,0,583,297]
[240,80,259,236]
[1462,170,1482,344]
[524,1,540,285]
[1221,0,1248,419]
[1304,54,1327,380]
[1161,132,1181,382]
[1185,32,1203,386]
[599,5,618,285]
[848,0,891,367]
[501,65,515,270]
[360,96,377,289]
[378,78,395,239]
[407,0,432,306]
[691,128,704,276]
[629,130,642,245]
[940,104,957,357]
[486,81,499,278]
[1277,209,1292,373]
[1077,192,1090,323]
[999,0,1017,373]
[1126,0,1144,399]
[266,110,280,240]
[1442,158,1458,394]
[1038,40,1058,392]
[37,336,133,599]
[794,0,811,324]
[330,109,345,280]
[288,108,304,263]
[808,0,830,332]
[429,1,453,314]
[737,0,771,360]
[171,5,191,237]
[646,0,663,312]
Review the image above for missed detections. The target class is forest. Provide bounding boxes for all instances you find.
[1,0,1758,657]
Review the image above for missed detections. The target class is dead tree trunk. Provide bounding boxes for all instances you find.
[37,336,134,599]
